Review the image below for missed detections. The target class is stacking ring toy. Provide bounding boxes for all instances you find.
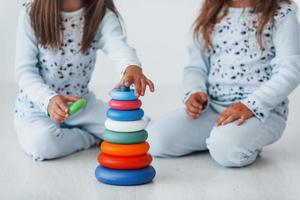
[103,130,148,144]
[120,85,130,92]
[109,99,142,110]
[111,89,137,101]
[98,153,153,170]
[107,109,144,121]
[101,141,150,157]
[95,165,156,186]
[105,119,146,132]
[68,99,86,116]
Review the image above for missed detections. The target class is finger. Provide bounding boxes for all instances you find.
[54,108,67,118]
[238,116,247,126]
[55,100,68,113]
[140,78,147,96]
[186,110,200,119]
[187,104,201,114]
[199,93,208,102]
[51,112,65,123]
[222,114,239,126]
[63,95,79,102]
[216,113,229,126]
[190,98,203,110]
[134,79,142,97]
[124,76,133,87]
[146,79,155,92]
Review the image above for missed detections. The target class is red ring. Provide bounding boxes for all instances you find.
[98,153,153,170]
[109,99,142,110]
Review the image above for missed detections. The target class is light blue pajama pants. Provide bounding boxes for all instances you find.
[15,92,286,167]
[14,92,108,161]
[146,103,287,167]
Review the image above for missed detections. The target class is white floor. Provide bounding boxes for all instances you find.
[1,82,300,200]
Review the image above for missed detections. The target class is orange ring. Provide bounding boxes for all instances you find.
[98,153,152,170]
[101,141,150,157]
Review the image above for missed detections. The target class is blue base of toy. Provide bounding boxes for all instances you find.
[95,165,156,186]
[107,109,144,121]
[111,89,137,101]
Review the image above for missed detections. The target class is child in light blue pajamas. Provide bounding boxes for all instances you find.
[147,1,300,167]
[14,0,154,161]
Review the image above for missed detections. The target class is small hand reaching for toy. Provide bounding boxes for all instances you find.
[115,65,155,97]
[185,92,208,119]
[216,102,253,126]
[48,95,79,123]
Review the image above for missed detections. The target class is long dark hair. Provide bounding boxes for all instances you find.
[29,0,119,52]
[193,0,292,49]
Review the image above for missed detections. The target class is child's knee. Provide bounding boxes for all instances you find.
[147,125,177,158]
[207,127,258,168]
[18,127,64,161]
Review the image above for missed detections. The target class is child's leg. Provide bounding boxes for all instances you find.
[147,106,219,157]
[206,112,286,167]
[14,115,97,161]
[15,92,108,161]
[64,92,108,139]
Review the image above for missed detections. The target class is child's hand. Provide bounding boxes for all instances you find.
[216,102,253,126]
[185,92,208,119]
[116,65,155,97]
[47,95,79,123]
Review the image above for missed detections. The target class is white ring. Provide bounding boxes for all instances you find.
[105,119,146,132]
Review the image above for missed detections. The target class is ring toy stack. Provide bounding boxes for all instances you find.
[95,87,156,186]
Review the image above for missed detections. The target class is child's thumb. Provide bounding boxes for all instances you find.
[63,95,79,102]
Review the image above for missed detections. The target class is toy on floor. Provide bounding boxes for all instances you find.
[95,86,156,186]
[68,99,86,116]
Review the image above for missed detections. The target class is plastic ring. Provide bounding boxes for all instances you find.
[95,165,156,186]
[101,141,150,157]
[98,153,152,170]
[105,119,146,132]
[111,89,137,101]
[103,130,148,144]
[106,109,144,121]
[109,99,142,110]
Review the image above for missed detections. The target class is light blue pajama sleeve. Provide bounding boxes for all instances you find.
[15,8,57,114]
[183,37,210,103]
[241,10,300,122]
[97,9,142,76]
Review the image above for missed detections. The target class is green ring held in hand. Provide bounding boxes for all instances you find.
[103,130,148,144]
[68,99,86,116]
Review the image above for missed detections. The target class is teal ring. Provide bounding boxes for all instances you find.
[103,130,148,144]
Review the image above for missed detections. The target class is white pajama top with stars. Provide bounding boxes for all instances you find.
[14,4,141,118]
[183,3,300,122]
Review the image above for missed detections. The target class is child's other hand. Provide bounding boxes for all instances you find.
[185,92,208,119]
[116,65,155,97]
[47,95,79,123]
[216,102,253,126]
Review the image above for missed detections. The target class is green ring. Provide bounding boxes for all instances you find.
[103,130,148,144]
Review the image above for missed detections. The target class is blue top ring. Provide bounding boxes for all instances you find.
[107,109,144,121]
[111,89,137,101]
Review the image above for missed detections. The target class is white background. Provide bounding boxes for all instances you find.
[0,0,299,86]
[0,0,204,86]
[1,2,300,199]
